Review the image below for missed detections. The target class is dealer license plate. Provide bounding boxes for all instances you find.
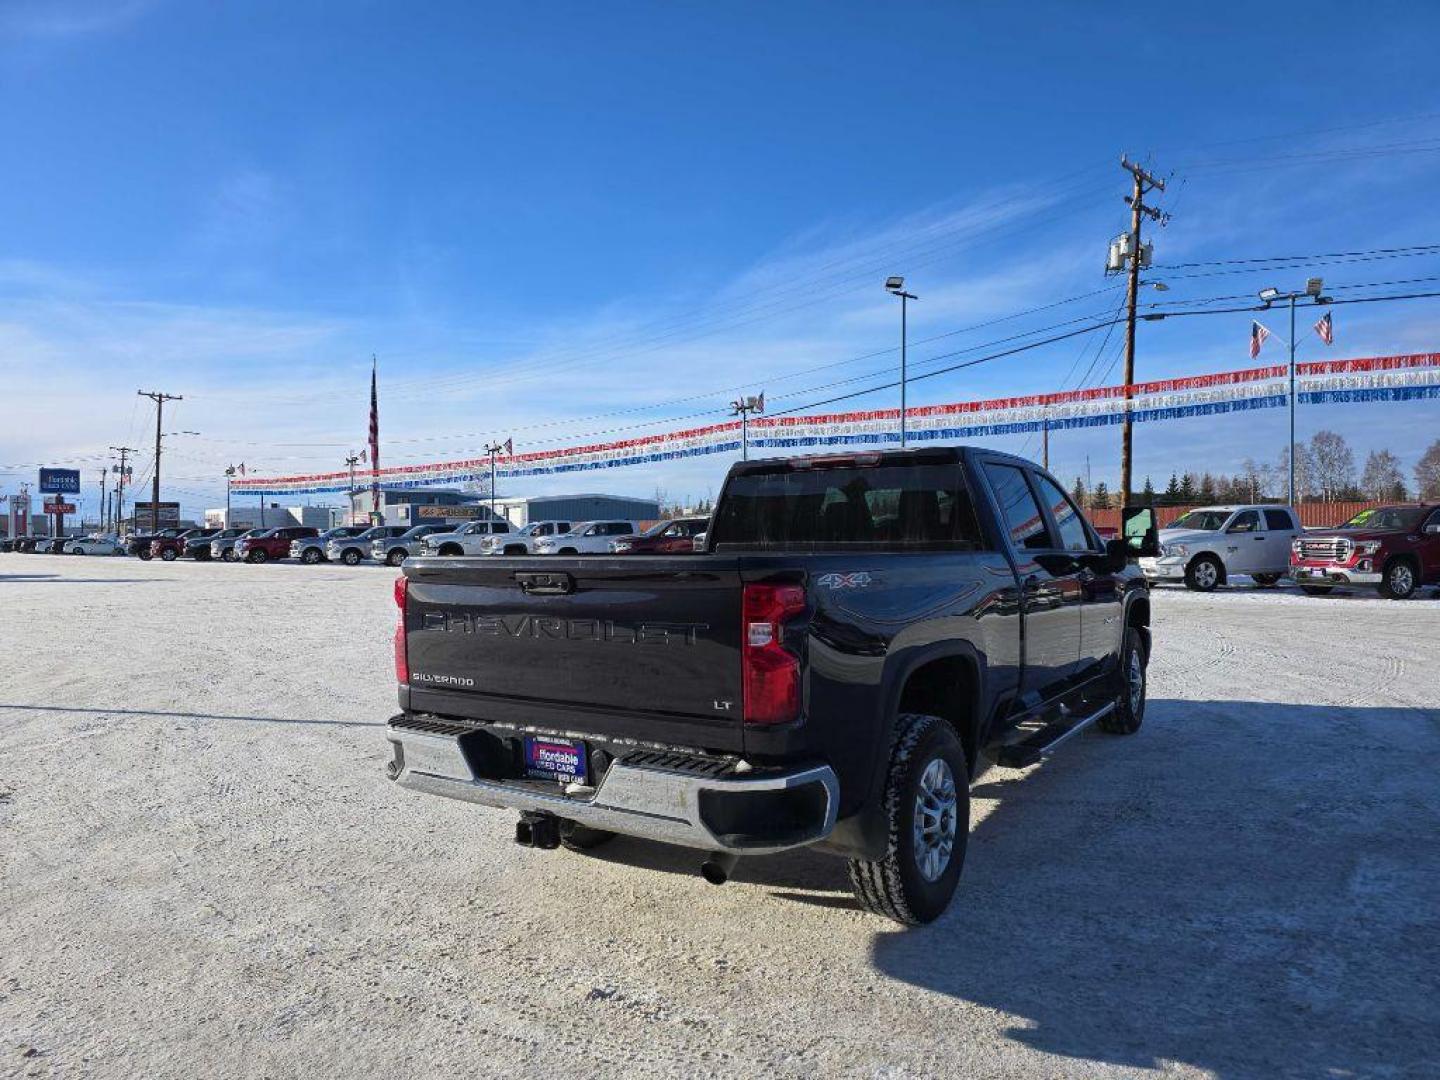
[523,737,588,784]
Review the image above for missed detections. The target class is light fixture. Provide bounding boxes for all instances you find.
[1258,287,1280,302]
[1149,281,1169,292]
[885,276,905,291]
[1306,277,1324,297]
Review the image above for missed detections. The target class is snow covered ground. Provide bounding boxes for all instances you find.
[2,554,1437,1079]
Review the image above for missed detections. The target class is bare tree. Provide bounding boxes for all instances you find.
[1416,439,1440,500]
[1308,431,1355,501]
[1277,444,1317,501]
[1238,458,1272,502]
[1360,450,1406,500]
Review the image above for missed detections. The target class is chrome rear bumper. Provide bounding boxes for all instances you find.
[386,720,839,854]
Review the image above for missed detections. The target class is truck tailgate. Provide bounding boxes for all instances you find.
[402,556,745,748]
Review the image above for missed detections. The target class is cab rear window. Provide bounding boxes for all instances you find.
[710,463,983,550]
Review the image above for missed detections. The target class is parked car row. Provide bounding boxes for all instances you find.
[1139,501,1440,599]
[2,518,718,566]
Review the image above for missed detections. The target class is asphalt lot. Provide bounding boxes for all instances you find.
[1,554,1437,1079]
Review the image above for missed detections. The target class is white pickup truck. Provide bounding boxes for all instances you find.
[531,520,640,555]
[474,519,574,556]
[420,520,513,557]
[1140,504,1302,591]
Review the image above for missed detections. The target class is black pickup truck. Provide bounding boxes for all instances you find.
[385,447,1155,924]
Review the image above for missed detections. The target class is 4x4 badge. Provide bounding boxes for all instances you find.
[817,572,872,589]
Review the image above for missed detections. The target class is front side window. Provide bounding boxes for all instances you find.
[1035,475,1091,552]
[1228,510,1261,533]
[982,463,1051,551]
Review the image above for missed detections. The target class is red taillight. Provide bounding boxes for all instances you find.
[393,574,409,685]
[741,582,805,725]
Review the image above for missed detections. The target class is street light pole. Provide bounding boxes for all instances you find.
[1257,279,1330,508]
[729,393,765,460]
[483,441,510,523]
[886,277,917,447]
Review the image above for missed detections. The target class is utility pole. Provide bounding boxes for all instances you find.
[110,446,137,536]
[137,391,182,530]
[1111,157,1166,505]
[98,469,107,533]
[729,393,765,460]
[344,454,361,526]
[1041,406,1051,471]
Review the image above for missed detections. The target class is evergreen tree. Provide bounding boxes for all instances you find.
[1198,473,1218,503]
[1164,473,1181,505]
[1091,481,1112,510]
[1141,475,1156,505]
[1178,472,1198,503]
[1070,477,1088,509]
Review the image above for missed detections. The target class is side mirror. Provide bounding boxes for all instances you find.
[1121,505,1159,558]
[1103,538,1129,573]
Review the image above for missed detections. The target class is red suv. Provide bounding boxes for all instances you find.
[607,517,709,554]
[235,526,320,563]
[150,528,219,561]
[1290,503,1440,599]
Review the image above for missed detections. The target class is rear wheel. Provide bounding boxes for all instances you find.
[1380,558,1419,600]
[1251,573,1281,588]
[1299,584,1334,596]
[1098,627,1146,734]
[71,546,85,555]
[558,821,616,852]
[848,713,969,926]
[386,549,406,566]
[302,548,322,564]
[1184,555,1222,592]
[138,550,153,561]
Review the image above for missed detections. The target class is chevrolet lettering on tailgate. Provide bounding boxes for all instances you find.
[420,611,708,645]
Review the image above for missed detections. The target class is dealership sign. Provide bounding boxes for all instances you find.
[39,468,81,494]
[133,501,181,526]
[43,501,77,514]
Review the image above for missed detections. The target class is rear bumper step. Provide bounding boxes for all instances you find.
[385,719,839,854]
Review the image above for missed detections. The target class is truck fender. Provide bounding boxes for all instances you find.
[819,640,986,862]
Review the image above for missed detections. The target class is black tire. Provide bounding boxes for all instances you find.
[248,549,268,564]
[138,550,153,561]
[386,549,406,567]
[504,545,526,555]
[71,546,85,555]
[221,549,235,562]
[194,550,211,561]
[847,713,969,926]
[1098,626,1147,735]
[1379,558,1419,600]
[438,544,463,557]
[559,547,577,555]
[1184,554,1222,592]
[1299,584,1333,596]
[1251,573,1281,588]
[341,549,362,566]
[558,821,616,852]
[302,548,322,564]
[161,548,177,561]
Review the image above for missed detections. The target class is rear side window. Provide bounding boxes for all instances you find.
[606,522,631,535]
[1035,475,1091,552]
[1264,509,1294,531]
[982,463,1051,551]
[710,463,984,550]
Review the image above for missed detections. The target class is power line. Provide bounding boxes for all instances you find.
[1153,242,1440,271]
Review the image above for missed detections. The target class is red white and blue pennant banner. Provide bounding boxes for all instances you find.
[234,353,1440,495]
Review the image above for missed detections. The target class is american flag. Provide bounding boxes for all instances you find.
[1314,311,1334,345]
[368,358,380,503]
[1249,321,1273,360]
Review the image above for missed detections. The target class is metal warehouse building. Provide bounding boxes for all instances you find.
[489,493,660,527]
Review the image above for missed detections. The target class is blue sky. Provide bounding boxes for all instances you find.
[3,1,1439,518]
